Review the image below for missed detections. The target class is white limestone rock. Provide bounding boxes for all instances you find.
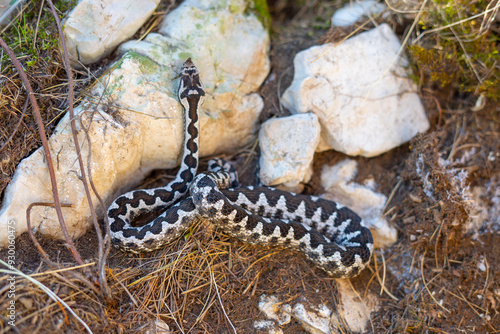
[158,0,269,95]
[118,0,270,157]
[63,0,160,67]
[334,279,379,332]
[258,113,320,190]
[0,0,269,247]
[258,295,330,334]
[258,295,291,326]
[321,159,397,249]
[332,0,386,27]
[144,319,171,334]
[0,97,141,243]
[292,303,331,334]
[282,24,429,158]
[254,320,283,334]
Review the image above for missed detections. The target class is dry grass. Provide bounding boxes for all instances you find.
[1,217,353,333]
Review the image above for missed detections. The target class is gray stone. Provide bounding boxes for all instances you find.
[258,113,320,189]
[63,0,160,67]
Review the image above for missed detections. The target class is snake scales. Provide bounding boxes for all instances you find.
[107,58,373,278]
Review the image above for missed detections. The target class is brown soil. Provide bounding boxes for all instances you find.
[0,1,499,333]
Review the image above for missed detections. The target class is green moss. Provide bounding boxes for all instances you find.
[102,52,169,97]
[179,52,194,62]
[228,1,241,14]
[410,0,500,100]
[135,54,159,76]
[313,14,332,30]
[1,0,78,68]
[115,52,162,76]
[409,45,454,87]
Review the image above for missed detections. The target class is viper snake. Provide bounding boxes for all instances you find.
[107,58,373,278]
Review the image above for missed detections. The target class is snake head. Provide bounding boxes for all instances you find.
[190,174,227,218]
[178,58,206,111]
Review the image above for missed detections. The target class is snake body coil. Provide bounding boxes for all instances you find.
[107,58,373,278]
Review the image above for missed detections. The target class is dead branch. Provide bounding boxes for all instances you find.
[0,35,86,268]
[26,202,73,267]
[46,0,110,295]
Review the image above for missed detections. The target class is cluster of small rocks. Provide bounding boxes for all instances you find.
[256,279,377,334]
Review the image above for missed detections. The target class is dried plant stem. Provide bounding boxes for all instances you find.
[26,202,73,267]
[209,264,236,334]
[421,250,450,313]
[46,0,110,294]
[412,1,500,44]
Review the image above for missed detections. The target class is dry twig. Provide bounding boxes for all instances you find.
[46,0,110,294]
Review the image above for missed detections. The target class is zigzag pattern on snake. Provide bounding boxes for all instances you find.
[107,58,373,278]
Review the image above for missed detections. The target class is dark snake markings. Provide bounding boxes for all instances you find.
[107,58,373,278]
